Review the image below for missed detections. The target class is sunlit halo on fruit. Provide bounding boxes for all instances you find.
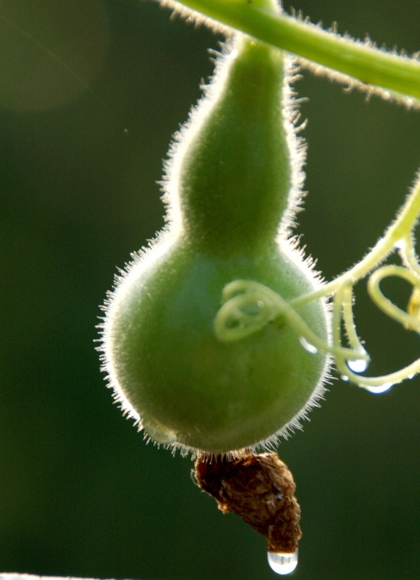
[100,32,331,456]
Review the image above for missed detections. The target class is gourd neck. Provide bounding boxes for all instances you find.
[166,33,297,257]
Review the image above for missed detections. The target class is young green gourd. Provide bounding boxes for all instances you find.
[101,21,331,455]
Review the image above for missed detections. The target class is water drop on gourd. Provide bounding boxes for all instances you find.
[299,336,318,354]
[365,382,393,394]
[347,358,369,373]
[268,551,298,575]
[341,375,349,382]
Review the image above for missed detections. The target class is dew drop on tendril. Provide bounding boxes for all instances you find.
[394,239,406,250]
[347,358,369,373]
[268,551,298,575]
[299,336,318,354]
[365,382,393,394]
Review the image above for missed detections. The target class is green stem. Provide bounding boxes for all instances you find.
[167,0,420,102]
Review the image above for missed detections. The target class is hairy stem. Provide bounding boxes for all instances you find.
[167,0,420,102]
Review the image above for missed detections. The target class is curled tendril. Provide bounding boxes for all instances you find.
[214,281,279,342]
[368,265,420,332]
[214,280,368,362]
[214,175,420,394]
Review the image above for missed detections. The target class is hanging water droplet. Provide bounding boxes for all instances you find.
[365,382,393,394]
[268,551,298,575]
[347,358,368,373]
[341,375,349,382]
[394,239,406,250]
[299,336,318,354]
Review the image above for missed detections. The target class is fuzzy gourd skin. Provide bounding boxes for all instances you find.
[102,34,331,455]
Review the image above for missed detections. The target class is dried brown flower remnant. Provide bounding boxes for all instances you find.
[194,451,302,553]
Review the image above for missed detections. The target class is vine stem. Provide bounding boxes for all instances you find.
[291,176,420,308]
[165,0,420,102]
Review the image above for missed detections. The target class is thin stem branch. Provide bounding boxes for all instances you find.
[291,176,420,308]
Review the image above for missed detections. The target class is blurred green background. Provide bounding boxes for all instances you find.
[1,1,420,579]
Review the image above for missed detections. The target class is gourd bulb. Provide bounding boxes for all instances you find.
[100,31,331,455]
